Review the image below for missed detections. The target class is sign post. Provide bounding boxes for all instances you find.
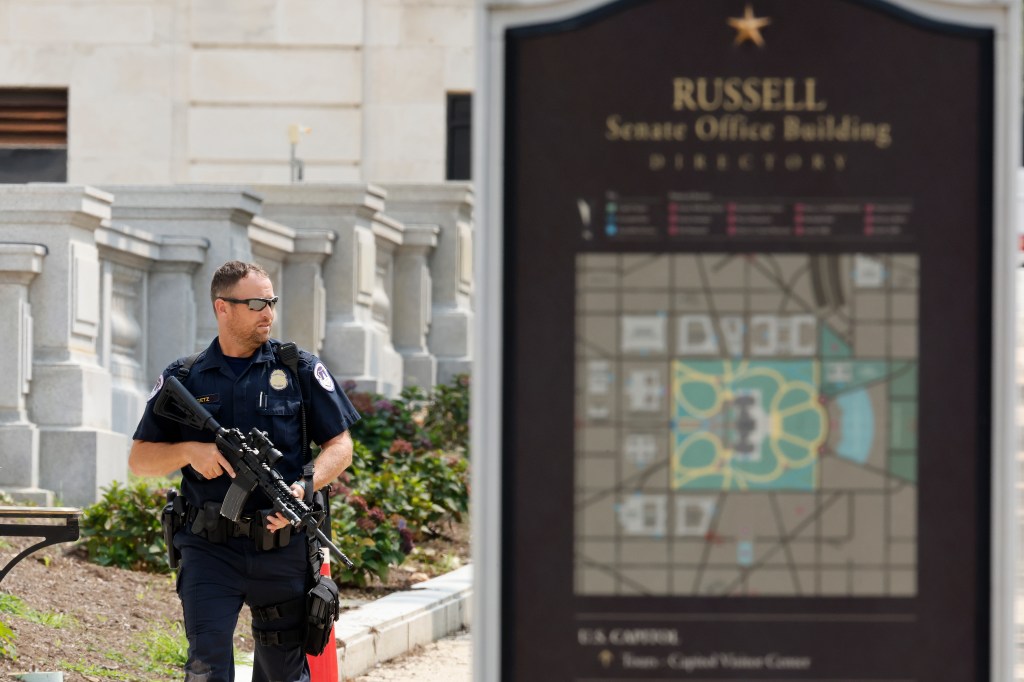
[475,0,1020,679]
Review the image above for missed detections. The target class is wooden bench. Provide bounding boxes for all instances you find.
[0,506,82,584]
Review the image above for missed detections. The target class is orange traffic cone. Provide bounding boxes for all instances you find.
[307,556,339,682]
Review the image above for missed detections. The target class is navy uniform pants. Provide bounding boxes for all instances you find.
[175,529,310,682]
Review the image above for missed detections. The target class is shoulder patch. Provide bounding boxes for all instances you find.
[313,362,335,392]
[147,374,164,402]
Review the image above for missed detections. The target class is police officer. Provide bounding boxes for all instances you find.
[129,260,360,682]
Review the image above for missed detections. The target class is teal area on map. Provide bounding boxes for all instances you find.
[672,360,827,491]
[819,359,918,483]
[820,324,852,359]
[834,390,873,464]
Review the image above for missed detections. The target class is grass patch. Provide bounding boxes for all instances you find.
[61,660,136,680]
[137,621,188,670]
[0,593,75,628]
[0,620,16,660]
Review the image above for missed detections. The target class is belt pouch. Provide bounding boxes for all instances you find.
[304,573,340,656]
[256,510,292,550]
[192,501,228,544]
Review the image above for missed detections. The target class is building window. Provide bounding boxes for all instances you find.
[446,93,471,181]
[0,88,68,183]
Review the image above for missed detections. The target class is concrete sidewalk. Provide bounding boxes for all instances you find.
[235,565,473,681]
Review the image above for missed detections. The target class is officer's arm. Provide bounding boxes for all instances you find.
[129,440,235,479]
[265,431,353,533]
[312,430,354,490]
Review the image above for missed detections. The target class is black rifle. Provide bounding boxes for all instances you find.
[154,375,354,569]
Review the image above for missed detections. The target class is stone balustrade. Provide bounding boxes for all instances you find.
[0,181,474,505]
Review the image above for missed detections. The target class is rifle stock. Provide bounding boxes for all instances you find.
[154,375,355,569]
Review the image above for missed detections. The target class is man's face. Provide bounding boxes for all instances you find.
[219,273,275,352]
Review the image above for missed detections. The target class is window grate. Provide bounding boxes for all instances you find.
[0,89,68,147]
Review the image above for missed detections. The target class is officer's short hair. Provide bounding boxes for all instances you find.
[210,261,270,305]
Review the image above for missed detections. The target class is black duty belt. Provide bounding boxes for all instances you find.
[185,501,293,550]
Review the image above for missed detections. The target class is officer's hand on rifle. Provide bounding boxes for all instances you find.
[266,482,304,533]
[186,442,236,480]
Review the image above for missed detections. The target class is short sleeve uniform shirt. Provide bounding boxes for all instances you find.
[133,337,361,512]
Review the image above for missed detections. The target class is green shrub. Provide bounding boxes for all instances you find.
[422,374,470,455]
[80,480,170,573]
[408,451,469,531]
[329,491,408,587]
[328,440,469,586]
[343,383,431,457]
[342,374,471,458]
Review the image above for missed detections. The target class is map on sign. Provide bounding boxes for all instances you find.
[575,253,918,597]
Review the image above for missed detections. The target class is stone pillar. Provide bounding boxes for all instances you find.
[382,183,474,384]
[372,214,406,394]
[0,185,129,506]
[104,185,261,352]
[394,224,440,389]
[249,216,295,339]
[283,230,335,355]
[254,184,405,395]
[96,222,158,438]
[0,244,48,504]
[105,261,147,436]
[146,237,209,382]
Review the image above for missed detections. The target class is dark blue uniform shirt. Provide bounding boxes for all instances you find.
[133,337,361,513]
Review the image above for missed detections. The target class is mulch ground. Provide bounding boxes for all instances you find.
[0,520,468,681]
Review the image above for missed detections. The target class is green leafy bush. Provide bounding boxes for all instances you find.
[80,480,170,573]
[422,374,470,455]
[342,374,471,458]
[343,383,431,457]
[329,490,408,587]
[328,439,469,585]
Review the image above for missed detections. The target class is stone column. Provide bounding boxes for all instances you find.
[0,185,129,506]
[394,224,440,389]
[96,222,161,438]
[283,230,335,355]
[254,184,406,396]
[249,216,295,339]
[104,185,261,351]
[372,214,406,394]
[382,183,474,384]
[106,262,147,435]
[0,244,48,504]
[146,237,209,382]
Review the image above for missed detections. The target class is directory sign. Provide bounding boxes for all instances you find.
[478,0,1015,679]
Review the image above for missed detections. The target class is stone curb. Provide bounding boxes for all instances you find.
[235,565,473,681]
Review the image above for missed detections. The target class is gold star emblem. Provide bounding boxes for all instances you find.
[728,4,771,47]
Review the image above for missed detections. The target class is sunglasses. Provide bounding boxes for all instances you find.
[218,296,279,311]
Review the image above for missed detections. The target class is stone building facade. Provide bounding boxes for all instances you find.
[0,183,473,506]
[0,1,477,504]
[0,0,474,185]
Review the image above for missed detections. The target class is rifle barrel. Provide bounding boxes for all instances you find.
[313,527,355,569]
